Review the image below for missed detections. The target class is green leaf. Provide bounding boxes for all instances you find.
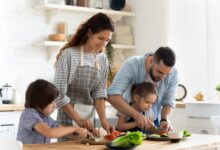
[183,130,191,137]
[111,131,143,147]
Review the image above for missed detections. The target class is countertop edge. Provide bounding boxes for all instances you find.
[0,104,25,112]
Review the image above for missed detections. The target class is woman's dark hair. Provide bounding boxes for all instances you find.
[56,12,115,62]
[25,79,59,109]
[131,82,157,101]
[153,46,176,67]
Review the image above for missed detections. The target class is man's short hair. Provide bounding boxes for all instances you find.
[153,47,176,67]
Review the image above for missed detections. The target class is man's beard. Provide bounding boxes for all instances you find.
[150,67,159,82]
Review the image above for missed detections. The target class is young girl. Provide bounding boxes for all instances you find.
[17,79,91,144]
[116,82,165,134]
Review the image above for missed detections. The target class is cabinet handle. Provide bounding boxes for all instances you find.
[201,130,208,134]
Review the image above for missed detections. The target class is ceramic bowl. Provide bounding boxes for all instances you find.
[168,131,183,143]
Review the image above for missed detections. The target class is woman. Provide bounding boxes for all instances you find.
[54,13,115,140]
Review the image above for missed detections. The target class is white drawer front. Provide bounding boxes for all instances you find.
[188,117,213,128]
[189,127,214,134]
[0,112,14,124]
[0,125,15,140]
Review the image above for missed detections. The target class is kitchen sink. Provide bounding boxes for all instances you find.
[185,101,220,117]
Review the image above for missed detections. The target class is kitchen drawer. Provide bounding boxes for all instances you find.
[0,125,15,140]
[189,127,214,134]
[188,117,213,128]
[0,112,15,124]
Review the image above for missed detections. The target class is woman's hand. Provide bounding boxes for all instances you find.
[76,119,94,130]
[101,120,115,134]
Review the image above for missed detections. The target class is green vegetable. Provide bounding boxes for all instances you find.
[111,131,143,147]
[150,134,161,138]
[183,130,191,137]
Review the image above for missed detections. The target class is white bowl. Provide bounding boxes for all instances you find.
[168,131,183,143]
[168,131,183,139]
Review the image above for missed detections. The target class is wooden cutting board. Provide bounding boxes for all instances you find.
[81,139,111,145]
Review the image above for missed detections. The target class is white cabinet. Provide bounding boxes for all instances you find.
[188,117,214,134]
[170,108,188,131]
[0,111,22,141]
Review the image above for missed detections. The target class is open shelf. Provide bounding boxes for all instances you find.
[34,3,135,17]
[43,41,135,50]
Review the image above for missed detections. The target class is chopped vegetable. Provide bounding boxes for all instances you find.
[111,131,143,147]
[150,134,161,138]
[183,130,191,137]
[104,130,123,141]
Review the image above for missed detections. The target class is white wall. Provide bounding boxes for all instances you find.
[0,0,94,102]
[0,0,52,102]
[207,0,220,99]
[167,0,220,100]
[123,0,168,59]
[167,0,208,99]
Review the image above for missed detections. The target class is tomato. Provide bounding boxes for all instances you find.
[104,134,116,141]
[104,130,123,141]
[112,130,121,137]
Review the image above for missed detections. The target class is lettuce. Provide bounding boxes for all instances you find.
[111,131,143,147]
[183,130,191,137]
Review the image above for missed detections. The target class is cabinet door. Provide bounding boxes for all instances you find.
[188,117,214,135]
[0,125,15,140]
[170,108,188,131]
[0,111,22,141]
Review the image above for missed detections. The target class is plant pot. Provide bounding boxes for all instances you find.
[109,0,126,11]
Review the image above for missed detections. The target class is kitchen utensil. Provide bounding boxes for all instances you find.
[0,83,13,104]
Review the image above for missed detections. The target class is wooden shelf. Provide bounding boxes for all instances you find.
[43,41,135,50]
[34,3,135,17]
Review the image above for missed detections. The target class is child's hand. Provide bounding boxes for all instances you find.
[89,128,100,137]
[74,127,89,138]
[76,119,94,130]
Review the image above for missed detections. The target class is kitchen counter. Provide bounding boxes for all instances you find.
[0,102,185,112]
[176,101,185,108]
[0,101,185,112]
[23,134,220,150]
[0,103,24,112]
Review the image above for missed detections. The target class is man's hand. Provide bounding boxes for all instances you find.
[134,113,151,130]
[160,119,173,131]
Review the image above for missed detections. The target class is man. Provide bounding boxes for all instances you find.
[108,47,179,131]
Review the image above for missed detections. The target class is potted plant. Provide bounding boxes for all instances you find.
[105,42,115,87]
[216,84,220,100]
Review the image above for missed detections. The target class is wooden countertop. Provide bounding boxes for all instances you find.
[176,101,185,108]
[0,103,24,112]
[23,134,220,150]
[0,101,185,112]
